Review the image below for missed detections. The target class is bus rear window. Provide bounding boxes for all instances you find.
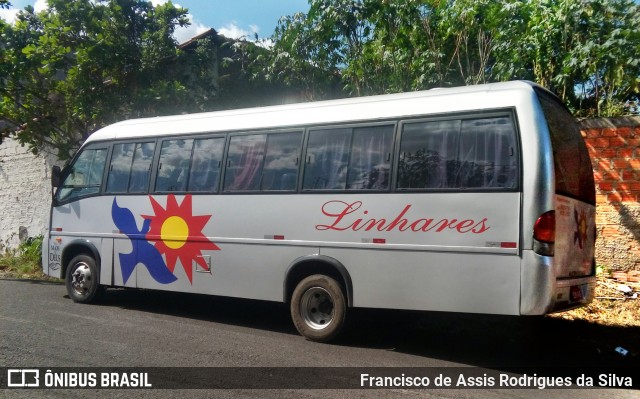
[536,89,595,205]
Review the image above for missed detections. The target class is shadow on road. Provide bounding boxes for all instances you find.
[342,309,639,369]
[92,286,638,370]
[98,287,296,335]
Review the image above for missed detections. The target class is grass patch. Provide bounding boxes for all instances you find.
[0,236,53,279]
[550,274,640,327]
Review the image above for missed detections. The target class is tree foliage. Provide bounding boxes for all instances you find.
[491,0,640,116]
[261,11,343,100]
[2,0,639,160]
[0,0,217,159]
[266,0,640,116]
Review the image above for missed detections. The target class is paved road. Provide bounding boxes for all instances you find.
[0,279,637,398]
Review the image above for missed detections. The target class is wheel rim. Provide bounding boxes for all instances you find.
[300,287,334,330]
[70,262,92,297]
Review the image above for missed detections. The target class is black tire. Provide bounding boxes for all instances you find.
[290,274,347,342]
[65,254,101,303]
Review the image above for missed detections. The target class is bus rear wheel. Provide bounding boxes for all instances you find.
[290,274,346,342]
[65,254,101,304]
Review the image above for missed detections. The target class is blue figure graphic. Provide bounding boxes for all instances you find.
[112,199,177,284]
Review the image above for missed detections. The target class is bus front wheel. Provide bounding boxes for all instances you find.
[290,274,346,342]
[65,254,101,304]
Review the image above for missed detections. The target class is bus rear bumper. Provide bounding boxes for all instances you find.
[548,277,596,313]
[520,250,596,315]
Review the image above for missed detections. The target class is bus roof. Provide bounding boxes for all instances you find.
[86,80,541,144]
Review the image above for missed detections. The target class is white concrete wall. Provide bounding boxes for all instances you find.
[0,137,59,249]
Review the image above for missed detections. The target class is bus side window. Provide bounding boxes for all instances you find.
[458,117,517,189]
[397,117,517,190]
[346,125,394,190]
[128,142,155,193]
[188,137,225,192]
[106,142,155,194]
[303,125,395,192]
[261,132,302,191]
[223,134,267,192]
[397,120,460,189]
[106,143,135,193]
[303,128,351,190]
[155,139,194,192]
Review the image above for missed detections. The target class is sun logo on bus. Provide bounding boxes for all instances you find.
[574,208,588,249]
[143,194,220,283]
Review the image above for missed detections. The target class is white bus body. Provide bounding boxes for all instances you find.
[43,81,596,341]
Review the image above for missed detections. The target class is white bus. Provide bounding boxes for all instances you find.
[43,81,596,342]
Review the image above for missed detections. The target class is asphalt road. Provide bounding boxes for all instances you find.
[0,278,637,398]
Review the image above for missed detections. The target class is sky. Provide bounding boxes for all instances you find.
[0,0,311,43]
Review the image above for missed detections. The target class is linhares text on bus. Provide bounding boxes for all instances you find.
[43,81,596,342]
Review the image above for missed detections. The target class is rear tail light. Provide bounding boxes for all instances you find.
[533,211,555,256]
[534,211,555,243]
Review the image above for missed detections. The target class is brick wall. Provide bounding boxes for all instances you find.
[580,117,640,272]
[0,138,59,249]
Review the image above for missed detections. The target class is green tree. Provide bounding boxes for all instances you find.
[266,0,520,96]
[266,11,343,100]
[492,0,640,116]
[570,0,640,116]
[215,38,289,107]
[350,0,428,93]
[265,0,640,116]
[0,0,218,159]
[266,0,527,95]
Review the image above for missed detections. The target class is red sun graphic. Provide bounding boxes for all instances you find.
[143,194,220,283]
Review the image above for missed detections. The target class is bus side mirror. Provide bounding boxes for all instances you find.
[51,165,62,188]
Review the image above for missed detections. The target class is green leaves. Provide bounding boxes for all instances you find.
[264,0,639,116]
[1,0,213,159]
[3,0,638,159]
